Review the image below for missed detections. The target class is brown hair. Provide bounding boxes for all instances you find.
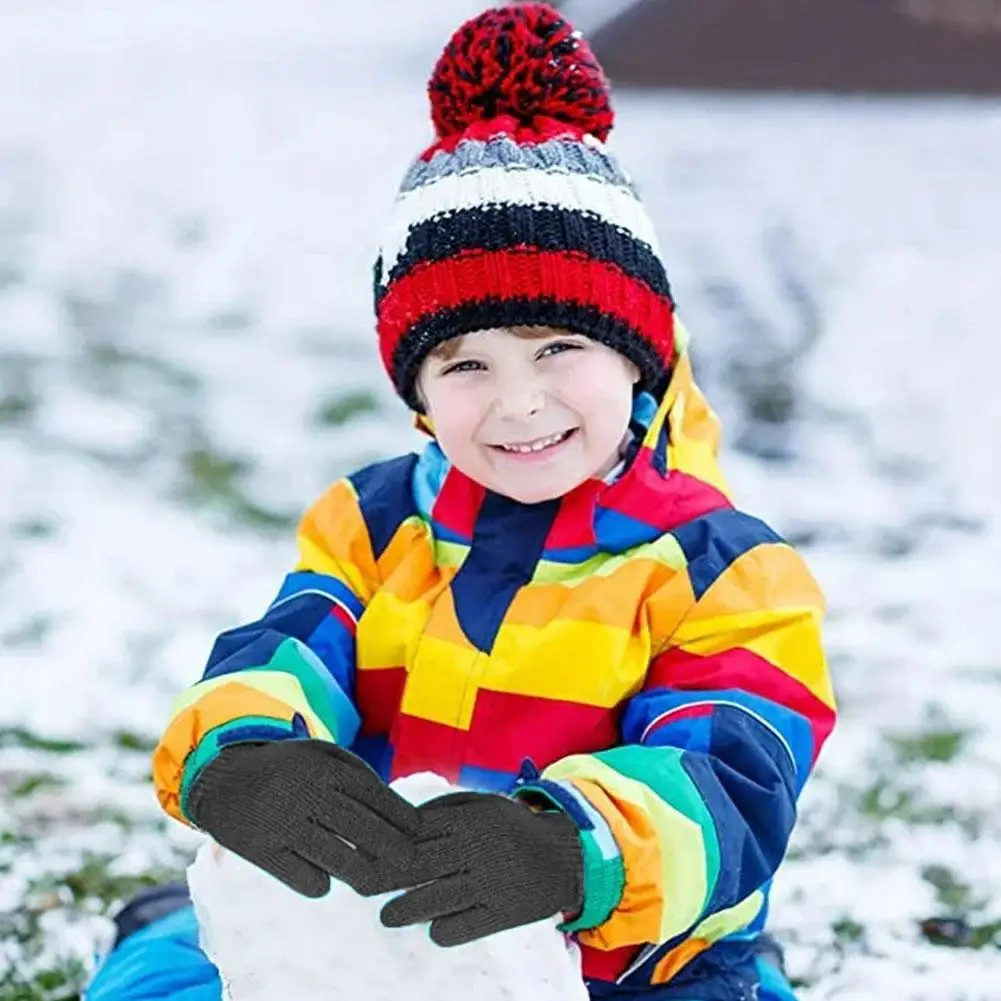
[428,325,569,363]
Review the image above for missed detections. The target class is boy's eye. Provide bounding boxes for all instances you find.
[538,340,583,359]
[441,359,484,375]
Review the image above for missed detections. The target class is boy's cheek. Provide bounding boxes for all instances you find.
[426,398,482,445]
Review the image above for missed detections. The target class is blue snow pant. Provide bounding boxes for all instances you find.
[84,883,798,1001]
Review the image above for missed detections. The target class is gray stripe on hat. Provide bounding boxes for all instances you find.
[398,135,639,197]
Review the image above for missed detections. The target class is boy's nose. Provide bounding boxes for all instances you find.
[493,379,546,419]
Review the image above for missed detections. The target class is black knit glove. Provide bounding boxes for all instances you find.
[186,740,421,899]
[379,790,584,947]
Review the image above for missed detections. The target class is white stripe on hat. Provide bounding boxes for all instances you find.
[377,164,662,290]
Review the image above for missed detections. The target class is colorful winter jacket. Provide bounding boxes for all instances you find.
[152,319,836,993]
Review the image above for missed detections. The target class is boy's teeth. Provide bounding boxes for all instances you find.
[500,431,569,453]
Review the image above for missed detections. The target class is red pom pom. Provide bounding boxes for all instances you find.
[428,3,614,143]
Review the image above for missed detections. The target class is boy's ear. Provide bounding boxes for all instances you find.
[412,369,428,410]
[411,375,435,436]
[413,411,436,437]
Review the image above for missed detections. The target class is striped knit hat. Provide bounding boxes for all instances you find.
[373,2,676,412]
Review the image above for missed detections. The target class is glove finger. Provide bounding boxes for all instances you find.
[416,791,512,839]
[335,770,422,840]
[380,873,472,929]
[418,790,487,810]
[298,742,422,839]
[429,906,496,948]
[263,848,331,899]
[312,790,418,863]
[294,820,415,897]
[293,818,367,879]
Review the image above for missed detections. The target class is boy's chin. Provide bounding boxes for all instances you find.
[491,472,588,505]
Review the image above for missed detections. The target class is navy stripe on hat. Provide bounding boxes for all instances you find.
[376,203,673,306]
[392,297,668,413]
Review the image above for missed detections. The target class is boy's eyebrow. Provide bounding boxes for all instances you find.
[428,326,579,364]
[428,338,468,363]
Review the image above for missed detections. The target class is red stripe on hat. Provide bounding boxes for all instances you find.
[378,247,674,371]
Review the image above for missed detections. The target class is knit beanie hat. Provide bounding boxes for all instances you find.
[373,2,676,413]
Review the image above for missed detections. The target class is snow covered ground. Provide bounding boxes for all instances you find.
[1,2,999,998]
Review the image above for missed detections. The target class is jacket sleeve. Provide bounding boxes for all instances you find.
[152,477,380,826]
[513,508,837,957]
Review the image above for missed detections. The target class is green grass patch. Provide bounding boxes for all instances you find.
[111,731,157,754]
[0,730,86,755]
[918,867,1001,950]
[176,439,296,533]
[856,779,955,826]
[8,773,68,798]
[81,341,200,396]
[314,390,379,427]
[0,391,37,426]
[890,727,970,765]
[28,852,185,910]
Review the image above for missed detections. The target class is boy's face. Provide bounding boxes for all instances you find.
[417,326,639,504]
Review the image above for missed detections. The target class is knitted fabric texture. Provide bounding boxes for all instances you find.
[373,3,676,411]
[379,790,584,948]
[186,740,422,899]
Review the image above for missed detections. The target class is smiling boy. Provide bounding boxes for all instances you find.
[124,6,837,1001]
[417,325,640,502]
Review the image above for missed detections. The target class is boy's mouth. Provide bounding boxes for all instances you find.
[492,428,577,455]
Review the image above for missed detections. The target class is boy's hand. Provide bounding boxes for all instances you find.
[379,791,583,947]
[186,740,421,899]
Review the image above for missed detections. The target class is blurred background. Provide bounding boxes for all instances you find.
[1,1,999,998]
